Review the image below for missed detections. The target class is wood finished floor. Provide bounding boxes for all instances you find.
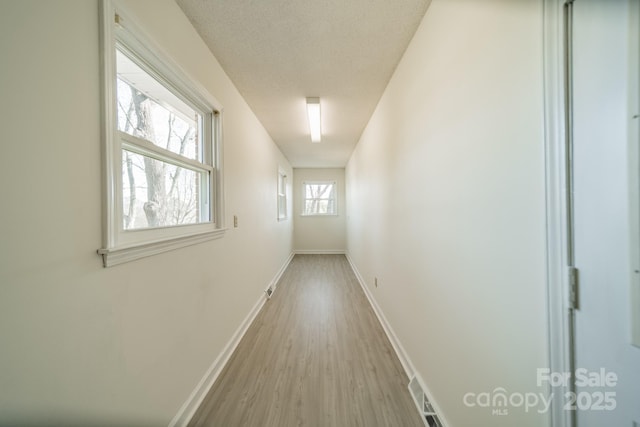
[189,254,424,427]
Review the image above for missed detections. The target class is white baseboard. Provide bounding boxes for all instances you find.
[294,249,345,255]
[345,253,450,427]
[345,253,415,379]
[168,251,295,427]
[266,252,295,294]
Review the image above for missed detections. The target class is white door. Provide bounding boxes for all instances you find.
[571,0,640,425]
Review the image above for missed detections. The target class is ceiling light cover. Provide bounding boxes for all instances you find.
[306,97,321,143]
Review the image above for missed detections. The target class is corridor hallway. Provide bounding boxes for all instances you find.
[189,255,424,427]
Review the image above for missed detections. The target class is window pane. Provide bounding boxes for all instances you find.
[278,174,285,193]
[303,200,316,215]
[302,182,337,215]
[122,150,208,230]
[317,200,330,214]
[116,49,201,161]
[326,200,335,214]
[305,183,334,199]
[303,199,335,215]
[278,194,286,219]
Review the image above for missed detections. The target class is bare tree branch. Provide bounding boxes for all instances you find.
[167,124,194,200]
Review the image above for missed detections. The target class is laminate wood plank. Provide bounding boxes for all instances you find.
[188,254,424,427]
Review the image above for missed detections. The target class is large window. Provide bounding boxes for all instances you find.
[302,181,337,216]
[98,1,224,267]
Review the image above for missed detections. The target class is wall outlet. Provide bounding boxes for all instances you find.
[233,215,238,228]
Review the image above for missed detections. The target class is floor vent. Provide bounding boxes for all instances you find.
[409,375,443,427]
[265,285,274,299]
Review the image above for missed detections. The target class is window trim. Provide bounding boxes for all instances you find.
[98,0,225,267]
[277,168,288,221]
[301,180,338,217]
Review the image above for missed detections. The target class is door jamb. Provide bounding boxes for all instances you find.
[543,0,575,426]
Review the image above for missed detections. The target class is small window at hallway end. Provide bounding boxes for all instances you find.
[302,181,337,216]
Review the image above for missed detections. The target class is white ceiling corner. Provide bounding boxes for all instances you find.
[176,0,431,167]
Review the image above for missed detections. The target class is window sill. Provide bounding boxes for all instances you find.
[97,228,227,267]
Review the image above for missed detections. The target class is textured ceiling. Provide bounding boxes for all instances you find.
[176,0,431,167]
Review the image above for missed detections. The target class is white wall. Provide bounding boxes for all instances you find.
[293,168,346,253]
[345,1,549,426]
[0,0,292,425]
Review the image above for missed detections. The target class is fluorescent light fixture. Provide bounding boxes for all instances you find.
[306,97,321,143]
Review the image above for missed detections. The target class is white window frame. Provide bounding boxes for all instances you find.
[277,168,288,221]
[301,180,338,216]
[98,0,225,267]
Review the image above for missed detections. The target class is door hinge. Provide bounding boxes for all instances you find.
[569,267,579,310]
